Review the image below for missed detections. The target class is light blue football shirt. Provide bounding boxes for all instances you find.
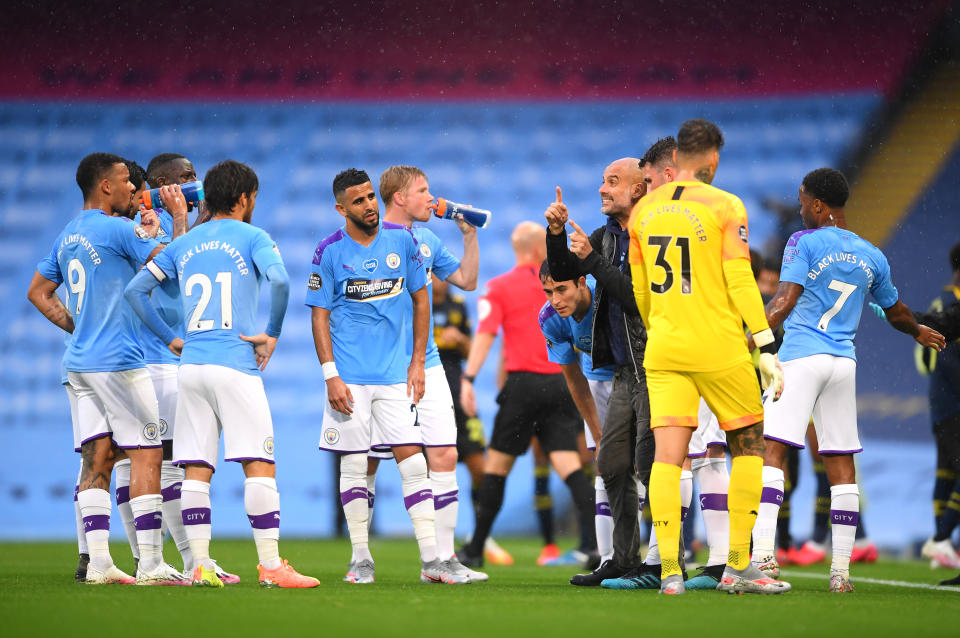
[778,226,899,362]
[403,226,460,370]
[148,218,284,375]
[38,209,159,372]
[305,222,427,385]
[133,208,182,364]
[538,280,614,381]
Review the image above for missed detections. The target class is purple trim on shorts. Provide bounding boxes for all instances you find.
[681,506,689,522]
[115,443,163,450]
[115,486,130,505]
[699,493,728,511]
[181,507,211,525]
[161,482,182,502]
[423,444,457,448]
[375,442,423,449]
[596,502,611,516]
[706,441,727,448]
[341,487,369,506]
[83,514,110,532]
[818,448,863,455]
[74,447,81,453]
[403,489,433,510]
[224,456,275,465]
[247,510,281,529]
[134,512,163,531]
[831,509,859,527]
[760,487,784,506]
[79,432,112,447]
[433,490,458,510]
[687,451,707,458]
[587,445,597,451]
[173,459,217,472]
[763,434,804,449]
[319,446,370,454]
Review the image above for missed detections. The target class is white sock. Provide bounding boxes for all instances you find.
[245,476,282,570]
[830,483,860,574]
[595,475,614,563]
[645,524,660,565]
[636,475,648,542]
[130,494,163,571]
[340,454,372,562]
[180,479,212,570]
[751,465,784,560]
[350,472,377,563]
[160,461,192,571]
[692,456,730,567]
[77,488,112,571]
[114,460,139,560]
[680,470,693,522]
[398,454,437,563]
[431,470,459,560]
[74,467,87,555]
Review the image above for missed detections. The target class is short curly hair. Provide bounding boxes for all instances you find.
[802,168,849,208]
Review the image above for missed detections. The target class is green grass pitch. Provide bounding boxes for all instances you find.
[1,537,958,637]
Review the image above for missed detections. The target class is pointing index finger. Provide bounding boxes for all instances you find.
[555,186,563,204]
[568,219,584,235]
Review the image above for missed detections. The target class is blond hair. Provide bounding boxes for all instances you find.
[379,165,426,207]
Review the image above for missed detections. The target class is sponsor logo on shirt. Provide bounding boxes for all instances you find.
[738,225,748,243]
[307,272,322,291]
[386,252,401,269]
[362,258,378,273]
[345,277,405,302]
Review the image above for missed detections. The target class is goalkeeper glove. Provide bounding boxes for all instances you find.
[753,328,784,401]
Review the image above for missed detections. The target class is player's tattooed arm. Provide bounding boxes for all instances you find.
[764,281,803,333]
[26,271,74,333]
[726,422,765,458]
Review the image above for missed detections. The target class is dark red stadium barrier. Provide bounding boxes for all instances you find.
[0,0,950,100]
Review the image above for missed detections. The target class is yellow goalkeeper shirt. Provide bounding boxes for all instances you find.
[628,180,769,372]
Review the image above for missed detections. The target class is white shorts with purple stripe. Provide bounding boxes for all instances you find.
[173,364,276,470]
[146,363,178,442]
[762,354,861,454]
[67,368,161,449]
[585,379,612,450]
[320,382,419,454]
[688,398,727,457]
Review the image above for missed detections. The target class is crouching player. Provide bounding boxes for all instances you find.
[537,263,614,568]
[126,159,318,588]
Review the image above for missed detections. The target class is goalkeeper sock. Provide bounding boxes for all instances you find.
[728,455,762,570]
[649,462,682,578]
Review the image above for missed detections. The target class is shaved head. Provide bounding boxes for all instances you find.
[599,157,645,224]
[511,221,546,263]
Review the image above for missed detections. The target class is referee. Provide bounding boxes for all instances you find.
[457,221,597,567]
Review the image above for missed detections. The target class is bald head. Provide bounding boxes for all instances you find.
[599,157,644,223]
[511,221,546,264]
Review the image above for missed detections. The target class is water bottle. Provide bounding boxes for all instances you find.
[140,180,205,210]
[431,198,491,229]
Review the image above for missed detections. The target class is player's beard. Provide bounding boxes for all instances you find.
[349,210,379,233]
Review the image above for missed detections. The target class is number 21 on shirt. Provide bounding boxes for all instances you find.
[186,271,233,331]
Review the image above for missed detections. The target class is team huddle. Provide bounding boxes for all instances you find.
[28,118,946,593]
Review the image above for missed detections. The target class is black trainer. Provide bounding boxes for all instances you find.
[74,553,89,583]
[939,572,960,586]
[570,559,625,586]
[455,547,484,569]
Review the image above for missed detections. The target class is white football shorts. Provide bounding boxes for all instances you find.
[585,378,613,450]
[321,382,419,454]
[173,364,276,470]
[763,354,861,454]
[688,398,727,457]
[67,368,161,449]
[146,363,178,442]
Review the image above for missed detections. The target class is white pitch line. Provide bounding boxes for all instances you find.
[780,569,960,593]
